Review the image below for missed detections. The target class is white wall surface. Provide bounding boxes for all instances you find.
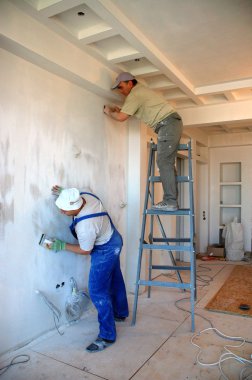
[0,48,128,355]
[125,119,144,292]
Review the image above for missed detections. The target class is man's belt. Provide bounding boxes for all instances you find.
[154,112,181,133]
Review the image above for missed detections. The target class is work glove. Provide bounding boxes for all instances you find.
[51,185,64,196]
[49,239,66,252]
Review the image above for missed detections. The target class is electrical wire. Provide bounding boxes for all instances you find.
[152,260,252,380]
[191,327,252,380]
[175,296,252,344]
[174,293,252,380]
[240,366,252,380]
[178,298,252,379]
[53,313,64,336]
[0,281,90,377]
[196,263,214,287]
[0,355,30,377]
[35,290,64,336]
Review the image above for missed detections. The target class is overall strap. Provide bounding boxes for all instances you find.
[78,192,112,225]
[71,192,114,230]
[80,192,100,201]
[72,212,109,228]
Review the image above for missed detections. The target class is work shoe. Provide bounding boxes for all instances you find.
[114,316,126,322]
[152,201,178,211]
[86,337,115,353]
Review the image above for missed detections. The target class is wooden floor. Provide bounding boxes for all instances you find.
[206,265,252,317]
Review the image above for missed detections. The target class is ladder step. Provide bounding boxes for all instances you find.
[152,237,191,243]
[151,265,191,271]
[138,280,191,289]
[142,243,193,251]
[146,208,192,216]
[178,143,190,151]
[151,143,189,152]
[149,175,191,183]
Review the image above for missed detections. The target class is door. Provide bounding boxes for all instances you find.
[196,161,209,253]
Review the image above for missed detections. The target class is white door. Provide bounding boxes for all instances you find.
[196,161,209,254]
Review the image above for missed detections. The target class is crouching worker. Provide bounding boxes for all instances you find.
[49,186,129,353]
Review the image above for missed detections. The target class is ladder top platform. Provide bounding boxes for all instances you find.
[150,143,190,151]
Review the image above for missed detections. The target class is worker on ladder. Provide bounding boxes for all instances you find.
[47,186,129,353]
[104,72,183,211]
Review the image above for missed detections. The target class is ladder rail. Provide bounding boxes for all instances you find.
[131,140,196,331]
[131,143,155,325]
[147,145,156,298]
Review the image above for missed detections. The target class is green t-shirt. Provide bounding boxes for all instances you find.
[121,83,174,128]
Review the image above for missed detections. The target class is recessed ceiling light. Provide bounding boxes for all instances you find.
[77,11,85,16]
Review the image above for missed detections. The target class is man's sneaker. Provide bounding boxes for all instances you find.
[86,337,115,353]
[152,201,178,211]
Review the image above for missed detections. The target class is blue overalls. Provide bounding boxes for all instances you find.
[69,192,129,341]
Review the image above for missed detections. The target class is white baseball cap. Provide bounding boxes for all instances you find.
[111,72,135,89]
[55,188,83,211]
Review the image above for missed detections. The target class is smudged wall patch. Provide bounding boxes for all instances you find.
[1,173,13,194]
[83,152,97,165]
[1,138,10,169]
[0,171,14,239]
[30,184,42,200]
[72,144,82,158]
[0,200,14,240]
[58,164,65,183]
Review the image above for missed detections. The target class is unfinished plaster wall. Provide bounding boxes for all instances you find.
[0,48,128,355]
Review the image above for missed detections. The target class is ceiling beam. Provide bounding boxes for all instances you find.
[195,78,252,95]
[180,99,252,128]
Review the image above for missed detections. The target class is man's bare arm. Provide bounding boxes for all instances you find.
[65,243,92,255]
[104,105,130,122]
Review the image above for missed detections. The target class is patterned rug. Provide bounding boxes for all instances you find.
[205,265,252,317]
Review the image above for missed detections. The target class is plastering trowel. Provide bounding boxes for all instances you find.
[39,234,54,249]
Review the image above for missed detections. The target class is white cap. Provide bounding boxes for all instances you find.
[111,72,135,89]
[55,188,83,211]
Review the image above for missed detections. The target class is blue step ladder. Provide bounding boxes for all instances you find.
[131,140,196,332]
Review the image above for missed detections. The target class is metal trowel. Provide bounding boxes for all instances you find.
[39,234,54,249]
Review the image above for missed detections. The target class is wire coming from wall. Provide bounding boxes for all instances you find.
[35,290,64,336]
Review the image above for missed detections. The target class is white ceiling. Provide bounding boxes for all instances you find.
[9,0,252,135]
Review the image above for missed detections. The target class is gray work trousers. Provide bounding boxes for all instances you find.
[155,113,183,205]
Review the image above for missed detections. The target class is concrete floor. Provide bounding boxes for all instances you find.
[1,260,252,380]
